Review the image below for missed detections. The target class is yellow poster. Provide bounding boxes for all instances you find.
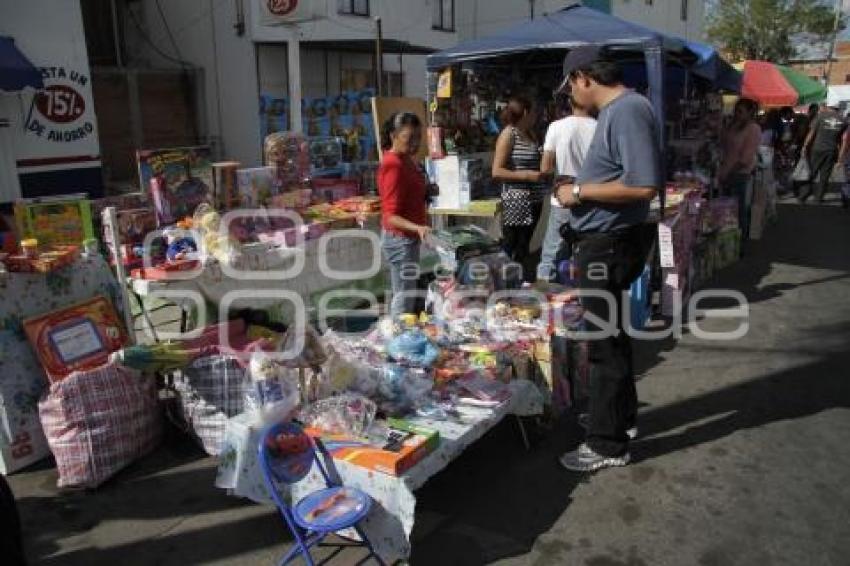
[437,69,452,98]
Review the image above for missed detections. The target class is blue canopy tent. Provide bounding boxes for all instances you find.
[0,36,43,93]
[427,4,739,159]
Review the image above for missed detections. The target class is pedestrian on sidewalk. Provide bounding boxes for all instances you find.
[536,93,597,281]
[552,47,660,472]
[799,102,849,204]
[718,98,761,239]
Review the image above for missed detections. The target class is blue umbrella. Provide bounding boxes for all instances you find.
[0,36,43,93]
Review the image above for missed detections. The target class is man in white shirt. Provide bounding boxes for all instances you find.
[536,98,597,281]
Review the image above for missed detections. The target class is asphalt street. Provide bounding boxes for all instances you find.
[7,199,850,566]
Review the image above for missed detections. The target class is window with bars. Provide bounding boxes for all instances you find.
[433,0,455,32]
[337,0,369,17]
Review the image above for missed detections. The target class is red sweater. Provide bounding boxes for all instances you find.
[377,151,428,238]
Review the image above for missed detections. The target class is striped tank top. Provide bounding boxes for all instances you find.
[502,127,544,226]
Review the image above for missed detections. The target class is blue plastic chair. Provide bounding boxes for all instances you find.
[258,421,385,566]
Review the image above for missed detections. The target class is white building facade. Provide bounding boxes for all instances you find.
[127,0,705,168]
[457,1,705,42]
[128,0,461,167]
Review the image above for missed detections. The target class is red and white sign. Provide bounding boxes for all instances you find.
[259,0,316,25]
[267,0,299,16]
[35,84,86,124]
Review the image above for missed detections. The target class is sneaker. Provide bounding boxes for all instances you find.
[577,413,638,439]
[559,443,630,472]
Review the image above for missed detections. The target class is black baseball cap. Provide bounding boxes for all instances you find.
[556,45,609,93]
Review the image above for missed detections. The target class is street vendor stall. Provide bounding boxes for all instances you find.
[422,5,741,322]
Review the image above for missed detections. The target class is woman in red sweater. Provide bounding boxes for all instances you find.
[377,112,431,316]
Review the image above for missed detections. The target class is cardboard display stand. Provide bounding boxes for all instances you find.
[370,97,429,162]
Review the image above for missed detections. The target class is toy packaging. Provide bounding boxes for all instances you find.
[23,296,129,383]
[4,245,80,273]
[212,161,241,210]
[136,146,213,225]
[14,194,95,246]
[306,420,439,476]
[236,166,277,208]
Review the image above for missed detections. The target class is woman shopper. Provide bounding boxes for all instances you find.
[718,98,761,239]
[492,96,550,282]
[377,112,431,316]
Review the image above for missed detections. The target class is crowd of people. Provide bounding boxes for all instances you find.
[374,48,849,473]
[376,46,660,472]
[719,98,850,233]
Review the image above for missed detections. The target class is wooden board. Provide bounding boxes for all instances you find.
[370,97,429,162]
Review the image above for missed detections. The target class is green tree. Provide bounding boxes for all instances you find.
[707,0,843,63]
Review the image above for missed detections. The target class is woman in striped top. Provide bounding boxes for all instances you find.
[492,96,549,282]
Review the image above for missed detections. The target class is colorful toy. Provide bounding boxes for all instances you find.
[23,296,129,383]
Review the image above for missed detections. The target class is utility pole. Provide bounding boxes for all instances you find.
[529,0,536,20]
[824,0,842,86]
[375,17,384,96]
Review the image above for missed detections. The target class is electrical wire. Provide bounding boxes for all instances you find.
[126,5,193,67]
[155,0,188,69]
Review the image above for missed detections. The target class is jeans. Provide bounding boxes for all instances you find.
[538,205,571,281]
[799,149,837,203]
[722,173,752,239]
[381,232,421,317]
[573,225,652,457]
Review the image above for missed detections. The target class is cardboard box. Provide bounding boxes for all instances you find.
[14,195,94,246]
[136,146,213,225]
[307,420,439,477]
[4,245,80,273]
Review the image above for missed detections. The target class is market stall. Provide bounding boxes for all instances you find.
[422,5,741,322]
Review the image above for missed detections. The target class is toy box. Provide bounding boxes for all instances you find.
[307,420,439,477]
[308,136,344,177]
[311,178,361,204]
[23,296,129,383]
[14,195,94,246]
[236,166,277,208]
[4,245,80,273]
[212,161,241,209]
[130,259,201,281]
[137,146,213,225]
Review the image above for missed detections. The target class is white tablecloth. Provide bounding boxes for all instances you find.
[214,380,544,562]
[129,232,384,318]
[0,253,122,473]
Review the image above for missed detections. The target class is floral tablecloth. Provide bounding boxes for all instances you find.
[215,380,544,562]
[0,253,122,473]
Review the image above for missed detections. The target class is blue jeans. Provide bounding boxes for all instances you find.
[381,232,421,316]
[538,205,571,281]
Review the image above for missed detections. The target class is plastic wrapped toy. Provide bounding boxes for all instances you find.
[299,393,377,438]
[387,330,440,368]
[244,351,301,424]
[264,131,311,189]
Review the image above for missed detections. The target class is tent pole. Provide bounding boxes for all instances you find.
[644,38,666,211]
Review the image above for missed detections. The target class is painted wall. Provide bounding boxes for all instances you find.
[128,0,263,167]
